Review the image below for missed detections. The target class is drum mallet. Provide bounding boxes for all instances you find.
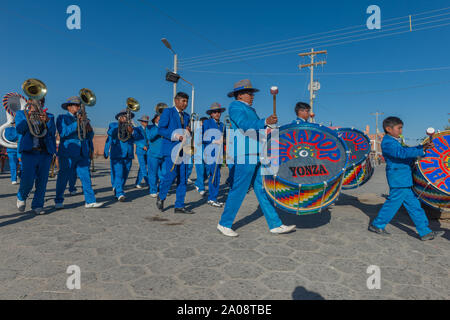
[426,127,435,141]
[270,86,278,116]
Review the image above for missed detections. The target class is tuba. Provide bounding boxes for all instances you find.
[77,88,96,140]
[155,102,168,115]
[118,97,140,142]
[22,78,48,138]
[0,93,27,148]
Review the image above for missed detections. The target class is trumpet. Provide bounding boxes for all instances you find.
[118,97,140,142]
[22,78,48,138]
[171,112,198,172]
[77,88,96,140]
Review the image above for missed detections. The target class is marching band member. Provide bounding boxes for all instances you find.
[15,98,56,214]
[147,112,164,197]
[293,102,312,123]
[369,116,444,241]
[54,97,103,209]
[156,92,194,214]
[103,135,115,188]
[203,103,226,207]
[108,109,143,202]
[4,123,20,184]
[217,79,295,237]
[134,115,150,189]
[194,116,208,196]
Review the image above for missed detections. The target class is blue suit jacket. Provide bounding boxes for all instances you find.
[158,107,191,157]
[134,126,149,156]
[56,112,94,158]
[15,110,56,155]
[203,118,225,163]
[228,100,266,158]
[104,135,111,158]
[292,117,307,123]
[107,122,143,160]
[381,134,425,188]
[5,127,19,154]
[147,124,163,158]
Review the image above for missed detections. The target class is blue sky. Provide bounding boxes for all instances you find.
[1,0,449,141]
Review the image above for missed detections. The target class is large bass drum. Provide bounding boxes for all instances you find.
[336,128,374,189]
[412,130,450,211]
[262,122,348,214]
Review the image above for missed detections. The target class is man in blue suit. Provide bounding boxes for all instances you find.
[15,98,56,214]
[147,112,165,197]
[4,123,20,184]
[134,115,150,189]
[369,117,444,241]
[217,79,295,237]
[203,103,226,207]
[54,97,104,209]
[156,92,194,214]
[108,109,143,201]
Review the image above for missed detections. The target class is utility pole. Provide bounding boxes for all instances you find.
[299,48,327,123]
[370,111,384,164]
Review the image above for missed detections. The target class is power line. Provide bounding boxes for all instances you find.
[180,8,450,65]
[326,79,450,95]
[183,66,450,76]
[180,19,450,69]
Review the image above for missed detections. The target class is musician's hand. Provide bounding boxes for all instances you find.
[423,142,435,150]
[127,126,133,134]
[266,115,278,125]
[86,122,93,132]
[143,146,148,151]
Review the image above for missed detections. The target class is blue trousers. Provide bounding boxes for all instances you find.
[148,156,165,194]
[55,156,96,204]
[226,163,235,188]
[7,152,19,182]
[111,158,132,198]
[109,158,115,187]
[219,163,282,230]
[68,168,77,193]
[372,187,432,237]
[207,163,221,202]
[158,155,187,208]
[135,153,149,186]
[194,162,206,192]
[186,162,194,179]
[17,152,52,209]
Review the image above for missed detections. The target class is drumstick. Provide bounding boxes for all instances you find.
[270,86,278,116]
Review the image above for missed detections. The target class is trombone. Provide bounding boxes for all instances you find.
[118,97,140,142]
[77,88,96,140]
[22,78,48,138]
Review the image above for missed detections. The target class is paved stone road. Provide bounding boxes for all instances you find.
[0,160,448,300]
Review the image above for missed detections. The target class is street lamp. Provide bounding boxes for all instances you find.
[161,38,178,101]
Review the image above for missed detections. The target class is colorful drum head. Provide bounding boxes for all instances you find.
[336,128,374,189]
[413,130,450,210]
[263,122,348,214]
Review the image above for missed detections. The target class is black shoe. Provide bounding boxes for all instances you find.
[156,196,164,212]
[420,230,444,241]
[368,225,390,236]
[174,207,195,214]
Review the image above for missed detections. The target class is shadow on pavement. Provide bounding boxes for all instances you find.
[292,286,325,300]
